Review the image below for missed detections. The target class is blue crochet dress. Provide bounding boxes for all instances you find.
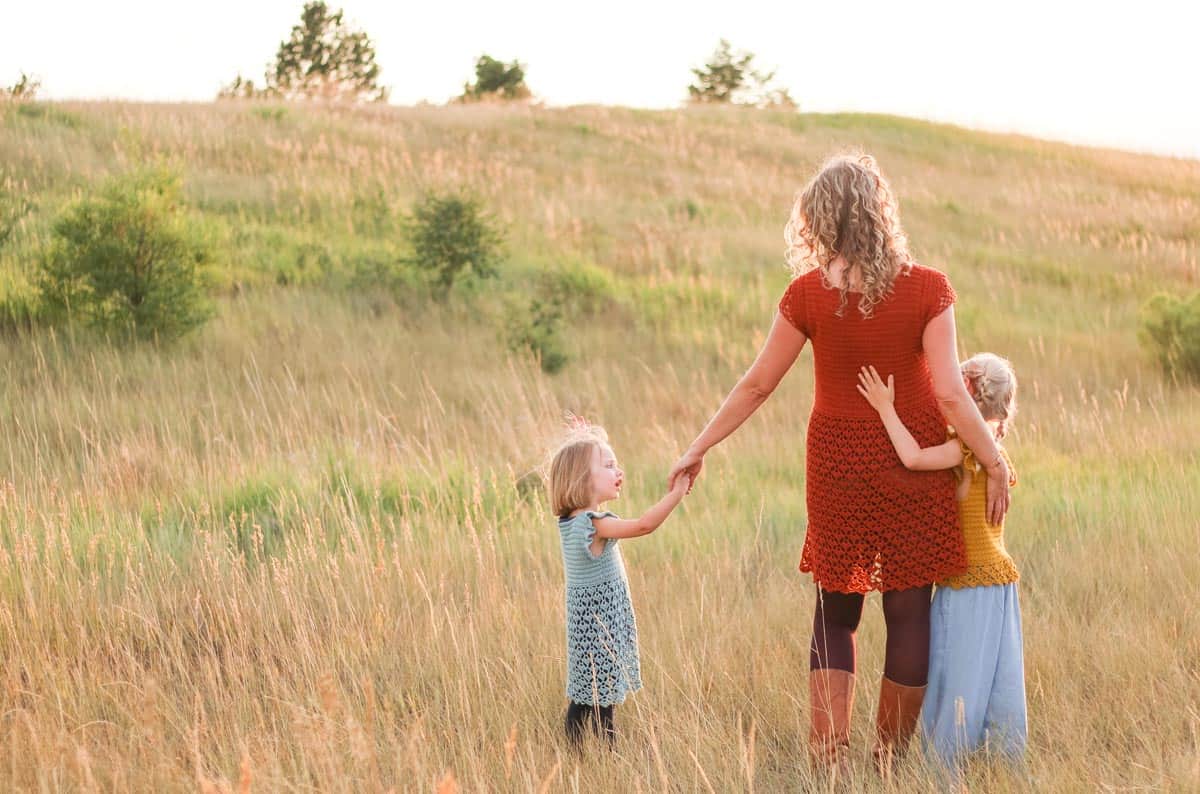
[558,511,642,706]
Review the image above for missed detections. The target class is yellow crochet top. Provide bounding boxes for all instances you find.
[938,434,1019,590]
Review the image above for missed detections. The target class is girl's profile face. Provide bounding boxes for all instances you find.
[590,443,624,504]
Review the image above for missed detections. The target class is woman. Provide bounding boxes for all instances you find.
[668,154,1011,771]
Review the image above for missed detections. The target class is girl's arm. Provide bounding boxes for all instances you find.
[668,313,808,490]
[592,474,690,541]
[856,366,963,471]
[924,306,1010,525]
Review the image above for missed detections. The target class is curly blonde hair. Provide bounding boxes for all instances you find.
[962,353,1018,439]
[784,153,913,317]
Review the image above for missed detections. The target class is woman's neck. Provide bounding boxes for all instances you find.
[826,256,863,291]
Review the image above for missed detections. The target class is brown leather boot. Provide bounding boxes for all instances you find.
[873,676,926,776]
[809,668,855,773]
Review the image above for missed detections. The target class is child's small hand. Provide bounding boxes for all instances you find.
[856,365,895,412]
[672,473,691,496]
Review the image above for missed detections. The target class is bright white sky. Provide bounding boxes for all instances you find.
[4,0,1198,159]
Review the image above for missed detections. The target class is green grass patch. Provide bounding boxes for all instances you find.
[6,102,86,129]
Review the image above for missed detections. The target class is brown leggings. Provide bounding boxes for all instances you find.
[809,585,933,687]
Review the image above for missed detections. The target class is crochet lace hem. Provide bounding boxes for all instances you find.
[939,560,1020,590]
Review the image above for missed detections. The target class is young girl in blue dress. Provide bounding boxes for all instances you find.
[548,422,689,746]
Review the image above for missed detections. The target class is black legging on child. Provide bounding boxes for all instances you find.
[809,585,933,687]
[565,701,615,745]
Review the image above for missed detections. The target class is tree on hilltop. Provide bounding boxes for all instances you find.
[3,72,41,102]
[459,55,531,102]
[218,2,388,102]
[688,39,795,109]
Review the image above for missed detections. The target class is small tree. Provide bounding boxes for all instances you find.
[1140,291,1200,381]
[405,192,502,298]
[688,40,794,108]
[3,72,41,102]
[460,55,531,101]
[37,168,213,341]
[220,2,387,102]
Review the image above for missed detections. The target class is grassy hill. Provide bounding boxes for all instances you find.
[0,101,1197,791]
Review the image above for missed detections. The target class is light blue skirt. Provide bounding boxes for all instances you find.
[922,582,1028,766]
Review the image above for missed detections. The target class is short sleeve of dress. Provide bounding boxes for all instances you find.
[579,511,618,559]
[923,268,957,325]
[778,277,809,336]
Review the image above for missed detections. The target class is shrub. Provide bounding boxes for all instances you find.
[506,295,568,374]
[1139,291,1200,381]
[460,55,531,101]
[405,192,502,299]
[541,261,616,311]
[348,251,421,302]
[502,264,616,374]
[36,167,214,341]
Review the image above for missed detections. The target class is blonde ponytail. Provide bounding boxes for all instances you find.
[962,353,1017,439]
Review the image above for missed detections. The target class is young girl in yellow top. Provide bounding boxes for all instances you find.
[857,354,1025,766]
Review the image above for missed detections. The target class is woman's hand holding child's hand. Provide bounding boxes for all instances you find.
[668,450,702,494]
[856,366,895,412]
[672,473,691,497]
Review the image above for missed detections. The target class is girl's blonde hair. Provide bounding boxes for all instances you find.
[784,153,913,318]
[962,353,1018,438]
[548,422,608,518]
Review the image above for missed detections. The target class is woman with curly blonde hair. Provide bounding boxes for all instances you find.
[669,154,1012,773]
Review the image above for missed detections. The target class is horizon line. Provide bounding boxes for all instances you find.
[12,95,1200,164]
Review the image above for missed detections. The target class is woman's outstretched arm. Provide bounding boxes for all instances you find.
[923,305,1011,525]
[668,312,807,490]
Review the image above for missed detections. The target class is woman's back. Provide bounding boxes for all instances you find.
[778,262,964,593]
[782,263,950,420]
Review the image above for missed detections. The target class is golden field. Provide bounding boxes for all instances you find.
[0,100,1198,791]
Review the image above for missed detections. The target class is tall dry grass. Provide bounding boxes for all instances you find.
[0,101,1198,791]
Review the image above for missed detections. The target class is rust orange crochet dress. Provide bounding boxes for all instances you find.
[779,263,967,594]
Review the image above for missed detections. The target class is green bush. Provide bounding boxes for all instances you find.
[459,55,531,101]
[36,168,213,341]
[501,264,617,374]
[405,192,502,299]
[538,261,616,314]
[506,294,568,374]
[1140,291,1200,381]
